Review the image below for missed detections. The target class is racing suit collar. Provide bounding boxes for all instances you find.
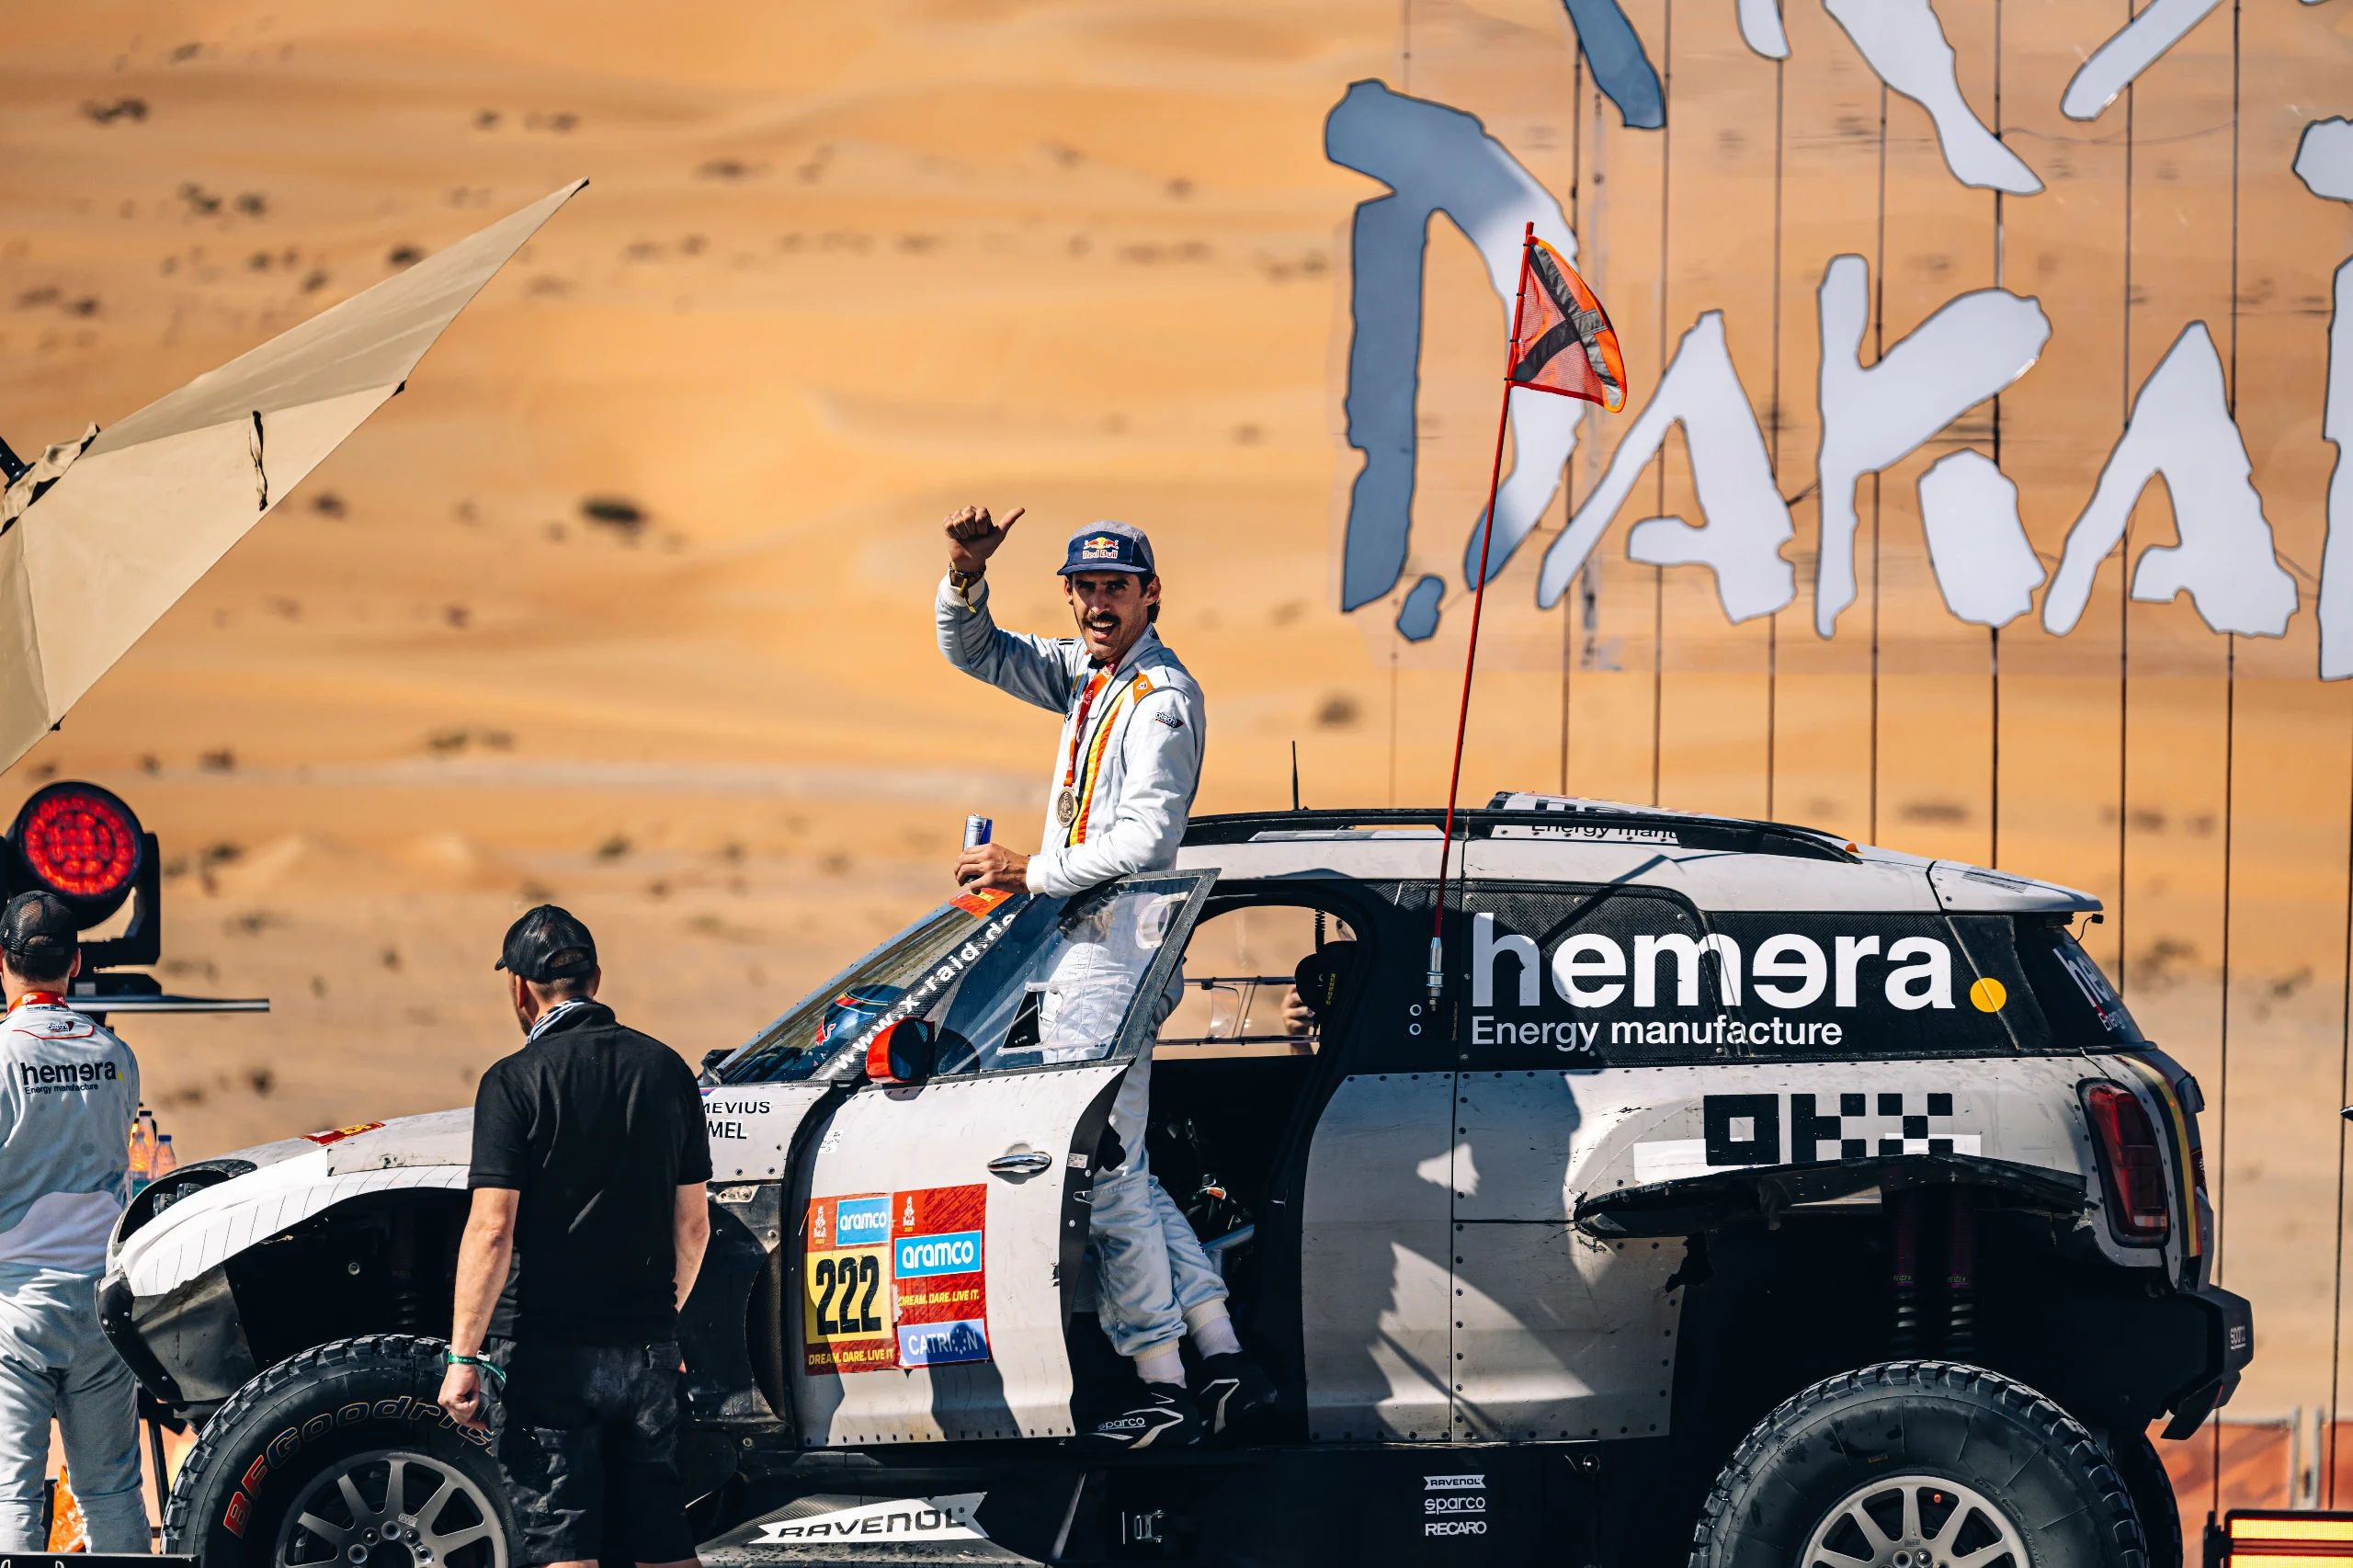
[5,992,63,1012]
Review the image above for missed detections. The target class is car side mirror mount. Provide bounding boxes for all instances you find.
[867,1018,935,1086]
[698,1047,733,1086]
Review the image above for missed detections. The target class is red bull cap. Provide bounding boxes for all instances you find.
[1058,520,1154,577]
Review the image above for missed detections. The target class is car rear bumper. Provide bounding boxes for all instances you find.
[2161,1281,2252,1439]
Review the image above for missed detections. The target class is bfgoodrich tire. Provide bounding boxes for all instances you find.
[164,1335,513,1568]
[1688,1361,2147,1568]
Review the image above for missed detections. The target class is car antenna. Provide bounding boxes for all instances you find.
[1430,222,1628,1005]
[1290,741,1301,811]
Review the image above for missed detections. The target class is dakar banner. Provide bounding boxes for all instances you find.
[1324,0,2353,672]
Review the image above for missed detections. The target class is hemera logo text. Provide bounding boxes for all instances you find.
[1470,914,1956,1013]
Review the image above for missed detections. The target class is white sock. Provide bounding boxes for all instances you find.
[1186,1301,1243,1358]
[1134,1345,1185,1387]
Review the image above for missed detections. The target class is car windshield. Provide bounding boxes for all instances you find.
[719,878,1195,1084]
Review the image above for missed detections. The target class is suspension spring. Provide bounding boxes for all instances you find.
[1890,1187,1922,1353]
[1945,1186,1978,1357]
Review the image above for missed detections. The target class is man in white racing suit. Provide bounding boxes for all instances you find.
[938,506,1271,1449]
[0,892,145,1551]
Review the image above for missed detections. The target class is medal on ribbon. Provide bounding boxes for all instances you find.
[1055,789,1077,825]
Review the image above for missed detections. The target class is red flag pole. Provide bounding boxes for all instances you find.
[1428,222,1539,1000]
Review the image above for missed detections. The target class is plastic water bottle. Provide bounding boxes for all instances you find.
[153,1133,176,1178]
[128,1114,154,1197]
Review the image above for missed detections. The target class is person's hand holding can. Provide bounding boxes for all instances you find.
[955,841,1030,893]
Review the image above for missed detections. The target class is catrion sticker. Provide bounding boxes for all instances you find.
[898,1319,989,1368]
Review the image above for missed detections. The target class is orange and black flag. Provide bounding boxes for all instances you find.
[1506,237,1626,413]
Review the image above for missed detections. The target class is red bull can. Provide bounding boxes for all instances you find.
[962,815,993,850]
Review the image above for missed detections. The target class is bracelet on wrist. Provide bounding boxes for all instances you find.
[445,1350,505,1386]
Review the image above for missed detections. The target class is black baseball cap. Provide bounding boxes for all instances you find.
[1058,521,1155,577]
[0,892,78,972]
[495,904,597,983]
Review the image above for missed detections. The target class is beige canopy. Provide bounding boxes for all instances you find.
[0,178,587,773]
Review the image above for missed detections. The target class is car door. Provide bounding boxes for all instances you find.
[1444,883,1701,1442]
[1294,890,1458,1444]
[691,887,1095,1433]
[789,870,1215,1447]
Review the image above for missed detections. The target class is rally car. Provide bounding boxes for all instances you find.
[100,793,2245,1568]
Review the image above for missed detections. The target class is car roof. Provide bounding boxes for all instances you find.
[1174,792,2099,915]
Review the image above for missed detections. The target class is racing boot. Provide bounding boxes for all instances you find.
[1080,1382,1202,1449]
[1195,1352,1277,1437]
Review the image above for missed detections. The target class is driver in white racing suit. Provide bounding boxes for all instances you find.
[0,892,145,1551]
[938,506,1271,1449]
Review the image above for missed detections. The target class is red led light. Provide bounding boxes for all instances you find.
[20,790,138,899]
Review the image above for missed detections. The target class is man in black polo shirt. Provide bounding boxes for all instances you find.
[437,906,714,1568]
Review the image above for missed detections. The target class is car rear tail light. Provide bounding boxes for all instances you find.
[2081,1081,2171,1243]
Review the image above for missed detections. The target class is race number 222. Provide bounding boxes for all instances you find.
[809,1251,884,1335]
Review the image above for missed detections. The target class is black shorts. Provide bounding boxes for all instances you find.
[483,1337,694,1567]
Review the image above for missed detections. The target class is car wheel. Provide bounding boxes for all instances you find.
[164,1334,513,1568]
[2102,1425,2184,1568]
[1688,1361,2147,1568]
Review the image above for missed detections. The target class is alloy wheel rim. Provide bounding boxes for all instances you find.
[1802,1472,2030,1568]
[273,1449,506,1568]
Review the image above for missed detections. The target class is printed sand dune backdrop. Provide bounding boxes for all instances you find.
[6,0,2353,1440]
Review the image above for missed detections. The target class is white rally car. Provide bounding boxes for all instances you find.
[104,795,2243,1568]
